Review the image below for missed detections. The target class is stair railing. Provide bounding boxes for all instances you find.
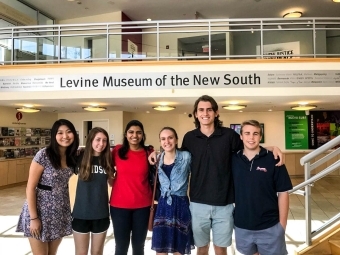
[289,135,340,246]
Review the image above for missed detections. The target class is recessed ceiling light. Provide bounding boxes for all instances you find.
[152,105,175,111]
[223,105,247,110]
[283,11,302,18]
[147,18,152,21]
[82,106,106,112]
[16,107,41,113]
[291,104,317,111]
[333,0,340,2]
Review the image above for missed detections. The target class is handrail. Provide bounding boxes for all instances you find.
[1,17,340,64]
[300,135,340,165]
[289,134,340,246]
[289,160,340,193]
[311,213,340,238]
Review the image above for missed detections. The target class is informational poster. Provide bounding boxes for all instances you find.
[309,111,340,149]
[285,111,309,149]
[256,41,300,59]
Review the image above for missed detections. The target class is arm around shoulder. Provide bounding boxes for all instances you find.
[265,146,285,166]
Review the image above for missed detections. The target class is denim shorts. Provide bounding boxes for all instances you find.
[234,222,288,255]
[189,202,234,247]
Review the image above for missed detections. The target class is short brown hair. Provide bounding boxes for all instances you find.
[240,120,263,136]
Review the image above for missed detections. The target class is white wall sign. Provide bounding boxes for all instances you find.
[0,70,339,92]
[256,41,300,59]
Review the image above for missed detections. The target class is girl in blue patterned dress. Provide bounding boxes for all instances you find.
[16,119,79,255]
[151,127,194,255]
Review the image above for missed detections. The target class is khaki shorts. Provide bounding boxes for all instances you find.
[189,202,234,247]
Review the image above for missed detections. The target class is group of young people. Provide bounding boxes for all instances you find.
[16,94,292,255]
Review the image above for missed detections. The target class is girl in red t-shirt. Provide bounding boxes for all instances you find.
[110,120,152,255]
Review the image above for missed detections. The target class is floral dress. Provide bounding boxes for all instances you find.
[16,148,73,242]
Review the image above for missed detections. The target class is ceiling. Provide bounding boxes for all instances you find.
[22,0,340,21]
[5,0,340,114]
[4,94,340,114]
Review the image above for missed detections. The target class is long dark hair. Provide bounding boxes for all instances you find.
[45,119,79,169]
[193,95,223,128]
[79,127,114,181]
[118,120,146,160]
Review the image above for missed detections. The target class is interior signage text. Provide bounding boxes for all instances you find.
[1,70,339,92]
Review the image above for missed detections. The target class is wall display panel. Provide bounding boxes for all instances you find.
[0,126,51,159]
[285,111,309,149]
[284,110,340,150]
[309,111,340,149]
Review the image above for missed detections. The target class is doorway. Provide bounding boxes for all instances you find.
[82,120,109,145]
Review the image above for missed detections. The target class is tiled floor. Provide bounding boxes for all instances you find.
[0,177,339,255]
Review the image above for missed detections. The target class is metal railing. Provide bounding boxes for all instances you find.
[1,17,340,64]
[289,135,340,246]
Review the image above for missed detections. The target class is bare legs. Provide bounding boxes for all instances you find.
[197,244,227,255]
[28,237,62,255]
[73,231,107,255]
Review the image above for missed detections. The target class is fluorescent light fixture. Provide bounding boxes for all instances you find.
[222,105,247,110]
[283,11,302,18]
[152,105,175,111]
[291,104,317,110]
[82,106,107,112]
[16,107,41,113]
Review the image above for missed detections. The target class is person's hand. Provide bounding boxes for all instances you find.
[148,151,157,165]
[108,174,116,187]
[29,218,41,239]
[280,221,287,231]
[272,146,285,166]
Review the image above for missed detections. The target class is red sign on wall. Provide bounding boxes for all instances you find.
[16,112,23,121]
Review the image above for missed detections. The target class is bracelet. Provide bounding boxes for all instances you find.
[30,217,39,220]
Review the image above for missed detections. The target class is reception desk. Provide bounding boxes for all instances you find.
[284,151,340,177]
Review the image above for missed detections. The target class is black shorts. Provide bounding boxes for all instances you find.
[72,217,110,234]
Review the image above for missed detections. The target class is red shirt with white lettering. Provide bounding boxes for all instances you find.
[109,144,152,208]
